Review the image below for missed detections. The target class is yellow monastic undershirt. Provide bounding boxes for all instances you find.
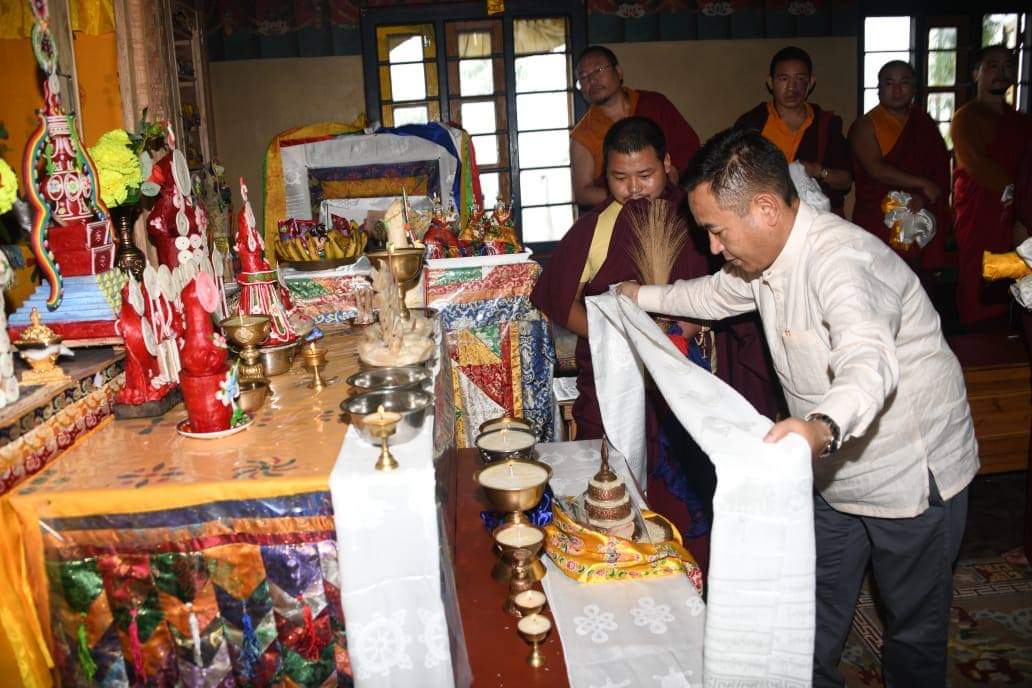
[579,200,624,285]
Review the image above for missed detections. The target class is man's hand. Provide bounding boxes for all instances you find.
[763,416,833,459]
[615,280,641,302]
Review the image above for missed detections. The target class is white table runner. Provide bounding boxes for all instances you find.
[537,439,706,688]
[329,331,468,687]
[586,292,816,687]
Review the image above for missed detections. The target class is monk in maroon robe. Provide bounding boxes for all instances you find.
[733,46,852,216]
[570,45,700,207]
[952,45,1032,325]
[534,117,780,569]
[850,60,950,271]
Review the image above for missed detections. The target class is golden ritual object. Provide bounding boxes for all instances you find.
[357,405,402,471]
[301,339,336,390]
[492,522,546,584]
[220,315,272,385]
[516,613,552,668]
[474,459,552,527]
[503,547,537,617]
[14,308,71,385]
[365,247,425,320]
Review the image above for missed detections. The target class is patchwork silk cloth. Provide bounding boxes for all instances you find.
[0,334,366,687]
[424,260,556,447]
[586,293,815,687]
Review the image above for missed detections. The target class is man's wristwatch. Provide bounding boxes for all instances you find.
[819,166,829,180]
[805,412,841,458]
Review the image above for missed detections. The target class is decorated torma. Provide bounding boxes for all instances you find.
[235,178,304,346]
[7,0,125,342]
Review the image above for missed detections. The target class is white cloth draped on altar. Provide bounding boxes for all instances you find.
[537,439,706,688]
[329,332,469,687]
[585,292,816,687]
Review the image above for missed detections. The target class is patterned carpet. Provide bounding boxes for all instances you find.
[840,473,1032,686]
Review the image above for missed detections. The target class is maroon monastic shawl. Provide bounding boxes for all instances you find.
[851,107,951,270]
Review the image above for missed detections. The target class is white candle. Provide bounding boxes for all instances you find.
[514,589,547,609]
[478,461,548,490]
[476,428,535,453]
[517,614,552,635]
[481,417,532,435]
[495,525,544,548]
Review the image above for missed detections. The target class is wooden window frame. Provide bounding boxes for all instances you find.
[361,0,587,253]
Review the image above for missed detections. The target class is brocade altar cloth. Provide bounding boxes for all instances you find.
[423,260,556,448]
[0,334,368,687]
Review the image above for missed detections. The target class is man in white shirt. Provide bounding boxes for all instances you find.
[617,128,979,687]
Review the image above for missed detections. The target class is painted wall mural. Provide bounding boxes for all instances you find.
[204,0,858,61]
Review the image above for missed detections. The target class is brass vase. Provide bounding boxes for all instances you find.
[111,203,146,281]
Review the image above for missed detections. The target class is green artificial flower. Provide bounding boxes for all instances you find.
[0,158,17,215]
[88,129,142,208]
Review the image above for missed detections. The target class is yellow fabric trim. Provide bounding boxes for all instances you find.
[263,117,367,265]
[0,0,114,39]
[579,200,623,285]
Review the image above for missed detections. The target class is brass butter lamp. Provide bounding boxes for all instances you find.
[357,405,402,471]
[516,613,553,668]
[365,247,425,320]
[220,314,272,385]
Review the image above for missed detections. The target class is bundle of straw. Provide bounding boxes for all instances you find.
[626,199,690,285]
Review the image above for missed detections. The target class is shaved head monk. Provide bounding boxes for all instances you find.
[849,60,950,272]
[734,46,852,215]
[951,45,1032,326]
[534,117,779,552]
[569,45,700,207]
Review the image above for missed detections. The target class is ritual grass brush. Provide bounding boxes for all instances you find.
[627,199,690,285]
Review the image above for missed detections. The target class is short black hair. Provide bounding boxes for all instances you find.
[877,59,915,83]
[683,128,797,214]
[769,46,813,77]
[603,116,666,168]
[576,45,619,70]
[976,43,1015,67]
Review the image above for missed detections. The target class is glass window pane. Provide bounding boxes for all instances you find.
[938,121,952,149]
[394,105,429,126]
[514,17,567,55]
[928,27,957,50]
[460,101,497,134]
[472,134,499,166]
[515,54,569,93]
[927,92,955,122]
[516,93,570,131]
[927,51,956,87]
[390,63,427,101]
[865,17,911,52]
[522,204,574,243]
[480,173,499,209]
[520,168,573,206]
[517,130,571,167]
[863,88,880,114]
[459,59,494,96]
[865,51,910,88]
[388,35,424,63]
[983,14,1019,48]
[458,30,491,58]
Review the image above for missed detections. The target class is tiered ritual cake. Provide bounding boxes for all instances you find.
[584,440,634,535]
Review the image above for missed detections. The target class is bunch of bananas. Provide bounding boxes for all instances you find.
[276,228,368,262]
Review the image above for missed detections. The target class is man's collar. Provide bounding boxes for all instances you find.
[763,200,814,278]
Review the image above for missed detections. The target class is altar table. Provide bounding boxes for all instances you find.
[0,333,367,687]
